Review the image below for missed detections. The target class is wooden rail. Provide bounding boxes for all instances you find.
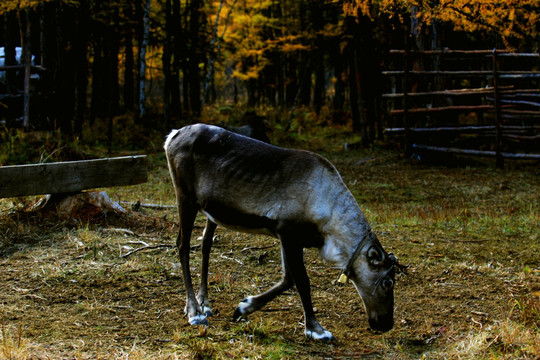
[0,156,147,198]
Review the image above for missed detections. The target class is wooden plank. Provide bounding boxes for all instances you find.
[0,155,147,198]
[382,70,539,77]
[412,144,540,159]
[385,126,495,134]
[381,86,530,99]
[382,87,496,98]
[383,70,493,76]
[385,125,539,135]
[390,104,498,115]
[389,49,539,57]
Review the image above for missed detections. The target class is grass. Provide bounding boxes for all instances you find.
[0,123,538,359]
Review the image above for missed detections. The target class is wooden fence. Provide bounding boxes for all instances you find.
[383,49,540,168]
[0,64,48,128]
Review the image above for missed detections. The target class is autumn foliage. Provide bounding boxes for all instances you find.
[0,0,538,141]
[345,0,539,49]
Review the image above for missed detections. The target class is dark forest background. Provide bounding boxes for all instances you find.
[0,0,538,157]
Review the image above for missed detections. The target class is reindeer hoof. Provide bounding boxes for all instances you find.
[232,297,253,320]
[305,329,336,342]
[188,314,209,326]
[233,296,253,321]
[232,308,244,321]
[202,306,213,317]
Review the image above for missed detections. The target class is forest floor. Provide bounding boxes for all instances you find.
[0,128,538,359]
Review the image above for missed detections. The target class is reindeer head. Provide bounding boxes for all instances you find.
[342,232,405,332]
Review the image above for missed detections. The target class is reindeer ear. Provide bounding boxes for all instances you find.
[367,246,383,265]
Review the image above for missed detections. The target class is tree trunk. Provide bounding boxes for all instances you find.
[138,0,152,122]
[332,44,345,111]
[4,12,18,94]
[285,54,298,106]
[55,3,75,136]
[171,0,182,120]
[39,2,57,130]
[349,48,361,134]
[123,1,135,111]
[353,49,368,145]
[90,35,104,124]
[22,10,32,129]
[134,0,143,117]
[74,0,89,137]
[163,0,173,125]
[188,0,203,117]
[203,0,224,105]
[109,9,120,118]
[313,47,325,114]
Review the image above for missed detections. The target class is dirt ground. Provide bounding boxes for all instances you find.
[0,145,538,359]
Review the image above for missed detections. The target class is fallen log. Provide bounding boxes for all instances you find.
[0,156,147,198]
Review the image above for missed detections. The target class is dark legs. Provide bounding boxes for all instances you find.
[197,218,217,317]
[280,240,335,341]
[178,201,217,325]
[233,239,335,341]
[177,199,206,325]
[233,247,294,319]
[179,209,333,340]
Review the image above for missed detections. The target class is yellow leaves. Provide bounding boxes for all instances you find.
[1,0,75,14]
[280,43,310,53]
[508,8,515,21]
[269,35,311,53]
[344,0,538,47]
[232,61,268,81]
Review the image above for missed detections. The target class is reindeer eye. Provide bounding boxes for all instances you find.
[381,278,394,290]
[368,246,383,264]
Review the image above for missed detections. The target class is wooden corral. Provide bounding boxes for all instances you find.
[383,49,540,168]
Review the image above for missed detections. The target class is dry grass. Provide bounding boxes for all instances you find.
[0,127,538,359]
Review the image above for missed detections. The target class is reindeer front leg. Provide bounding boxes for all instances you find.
[233,247,294,319]
[281,239,336,342]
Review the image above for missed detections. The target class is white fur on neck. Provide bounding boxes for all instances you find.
[319,236,349,269]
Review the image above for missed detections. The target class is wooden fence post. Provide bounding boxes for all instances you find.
[492,49,504,169]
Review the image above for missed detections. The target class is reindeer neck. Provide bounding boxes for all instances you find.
[318,186,371,268]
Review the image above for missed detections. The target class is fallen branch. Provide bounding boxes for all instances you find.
[220,252,243,265]
[120,244,175,258]
[102,228,139,237]
[241,245,274,252]
[103,228,159,240]
[120,201,176,210]
[447,239,491,243]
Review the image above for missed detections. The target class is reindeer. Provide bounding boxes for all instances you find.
[164,124,402,341]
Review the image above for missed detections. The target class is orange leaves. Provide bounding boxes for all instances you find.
[435,0,538,46]
[343,0,538,48]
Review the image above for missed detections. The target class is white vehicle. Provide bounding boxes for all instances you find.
[0,47,36,85]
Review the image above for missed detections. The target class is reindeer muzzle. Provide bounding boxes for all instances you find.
[369,313,394,333]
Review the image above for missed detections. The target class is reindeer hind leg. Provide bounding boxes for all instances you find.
[177,198,208,325]
[197,218,217,317]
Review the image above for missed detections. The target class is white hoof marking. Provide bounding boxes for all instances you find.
[189,314,208,325]
[305,329,335,341]
[237,296,254,315]
[202,306,212,317]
